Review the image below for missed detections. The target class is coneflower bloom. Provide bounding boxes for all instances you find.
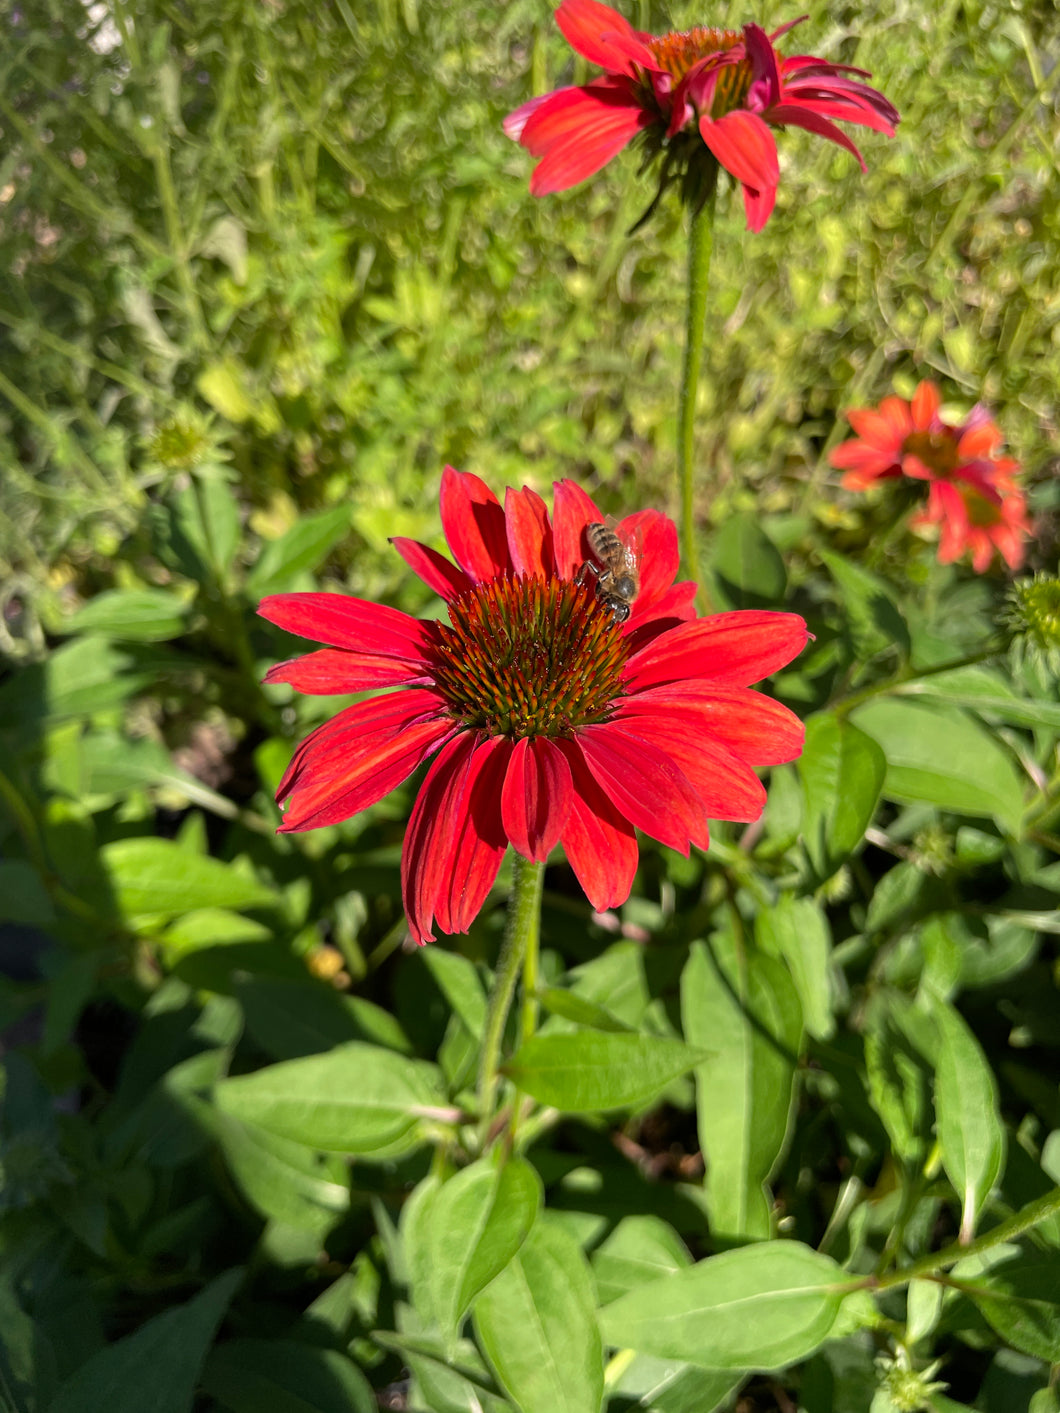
[831,379,1030,571]
[504,0,898,230]
[260,468,807,943]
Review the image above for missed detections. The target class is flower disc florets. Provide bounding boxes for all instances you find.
[647,27,741,82]
[432,576,628,737]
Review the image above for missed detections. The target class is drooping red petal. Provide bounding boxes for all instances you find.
[501,737,574,863]
[623,581,698,650]
[762,103,866,170]
[264,648,431,695]
[773,92,896,137]
[700,109,779,191]
[744,22,782,108]
[258,593,437,663]
[390,537,473,601]
[522,80,653,196]
[434,737,511,937]
[575,723,710,853]
[742,182,777,233]
[505,486,555,580]
[402,733,480,945]
[626,611,809,691]
[616,508,678,620]
[504,91,556,142]
[552,479,604,580]
[278,690,453,832]
[616,709,766,823]
[559,742,639,911]
[555,0,649,70]
[621,682,805,766]
[439,465,511,583]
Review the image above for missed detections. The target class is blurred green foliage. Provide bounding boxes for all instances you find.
[1,0,1060,1410]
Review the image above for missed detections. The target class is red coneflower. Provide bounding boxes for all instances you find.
[260,468,806,943]
[831,379,1030,571]
[504,0,898,230]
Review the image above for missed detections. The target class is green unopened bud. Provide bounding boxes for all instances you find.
[874,1352,947,1413]
[1004,574,1060,674]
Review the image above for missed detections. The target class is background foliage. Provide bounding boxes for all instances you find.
[1,0,1059,1410]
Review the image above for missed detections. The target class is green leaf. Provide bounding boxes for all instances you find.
[931,996,1006,1241]
[202,1339,375,1413]
[755,894,835,1041]
[473,1221,604,1413]
[681,936,802,1240]
[818,549,909,659]
[502,1032,704,1113]
[48,1268,241,1413]
[965,1247,1060,1362]
[197,361,255,422]
[536,987,632,1033]
[852,699,1024,835]
[709,512,786,609]
[798,713,886,880]
[598,1241,852,1371]
[591,1217,692,1306]
[235,976,411,1060]
[247,506,352,595]
[863,992,935,1166]
[413,1158,542,1341]
[0,860,55,926]
[213,1042,446,1154]
[61,589,189,642]
[212,1113,350,1233]
[101,838,277,921]
[419,947,488,1040]
[895,665,1060,731]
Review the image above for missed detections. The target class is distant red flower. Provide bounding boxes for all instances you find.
[504,0,898,231]
[831,379,1030,571]
[260,468,806,943]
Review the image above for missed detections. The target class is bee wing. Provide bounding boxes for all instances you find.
[612,516,644,573]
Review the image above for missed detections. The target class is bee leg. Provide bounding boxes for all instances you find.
[574,560,598,589]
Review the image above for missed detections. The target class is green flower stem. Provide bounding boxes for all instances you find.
[867,1184,1060,1293]
[677,182,717,587]
[476,853,545,1144]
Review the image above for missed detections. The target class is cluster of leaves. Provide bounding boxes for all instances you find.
[1,1,1059,1412]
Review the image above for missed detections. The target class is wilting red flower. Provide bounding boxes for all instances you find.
[260,468,806,943]
[504,0,898,230]
[831,379,1030,571]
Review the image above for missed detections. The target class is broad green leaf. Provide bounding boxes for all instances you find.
[965,1247,1060,1362]
[931,997,1006,1241]
[0,860,55,926]
[863,992,935,1166]
[591,1217,692,1306]
[567,941,651,1027]
[599,1241,853,1371]
[374,1330,506,1413]
[502,1031,704,1113]
[611,1357,741,1413]
[896,665,1060,731]
[536,987,632,1033]
[235,976,411,1060]
[756,894,835,1041]
[681,936,802,1239]
[418,1158,542,1340]
[48,1268,241,1413]
[0,638,153,730]
[818,549,909,659]
[202,1339,375,1413]
[101,838,277,921]
[852,699,1024,835]
[798,713,886,879]
[61,589,189,642]
[473,1221,604,1413]
[212,1113,349,1233]
[709,512,786,609]
[420,947,488,1040]
[213,1042,446,1154]
[247,506,352,595]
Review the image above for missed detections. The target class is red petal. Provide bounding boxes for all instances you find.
[440,465,511,583]
[616,508,678,621]
[402,733,479,944]
[700,110,779,190]
[435,738,511,936]
[264,648,430,695]
[616,709,766,823]
[504,91,556,142]
[575,724,709,853]
[501,737,573,862]
[622,682,804,766]
[552,480,604,580]
[522,81,652,195]
[258,593,436,662]
[742,182,777,233]
[763,103,866,171]
[847,399,912,447]
[627,611,808,691]
[505,486,555,580]
[555,0,646,70]
[559,742,639,910]
[623,581,698,650]
[390,537,473,600]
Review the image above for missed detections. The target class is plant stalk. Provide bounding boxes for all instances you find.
[677,181,717,586]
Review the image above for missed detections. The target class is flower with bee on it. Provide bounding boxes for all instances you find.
[259,468,807,944]
[578,519,641,623]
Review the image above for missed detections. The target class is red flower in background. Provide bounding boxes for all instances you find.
[831,379,1031,571]
[260,468,806,943]
[504,0,898,230]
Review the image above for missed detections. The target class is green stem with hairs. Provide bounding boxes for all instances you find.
[476,854,545,1145]
[677,181,717,586]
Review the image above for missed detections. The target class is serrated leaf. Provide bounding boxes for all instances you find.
[598,1241,853,1371]
[852,699,1024,835]
[931,996,1006,1241]
[681,936,802,1239]
[473,1221,604,1413]
[798,713,886,880]
[502,1032,703,1113]
[213,1042,446,1154]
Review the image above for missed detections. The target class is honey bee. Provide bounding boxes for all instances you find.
[579,520,640,624]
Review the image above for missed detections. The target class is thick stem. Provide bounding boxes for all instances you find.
[476,854,545,1143]
[677,182,717,586]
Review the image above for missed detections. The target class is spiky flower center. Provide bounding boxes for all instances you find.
[646,28,752,115]
[431,575,629,738]
[1006,574,1060,659]
[902,429,960,477]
